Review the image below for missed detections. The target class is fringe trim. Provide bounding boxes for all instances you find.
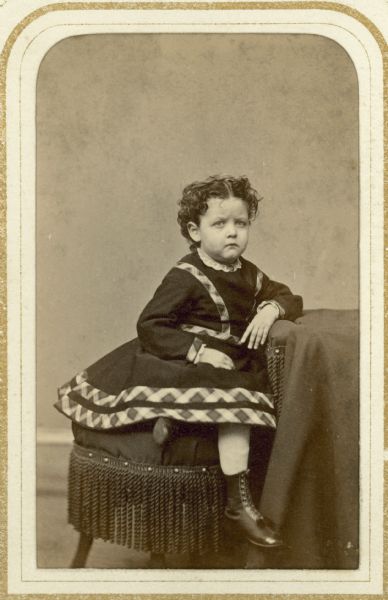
[68,443,225,555]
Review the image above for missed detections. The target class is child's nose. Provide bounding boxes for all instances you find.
[226,224,237,236]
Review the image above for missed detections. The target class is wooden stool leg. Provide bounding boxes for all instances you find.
[70,532,93,568]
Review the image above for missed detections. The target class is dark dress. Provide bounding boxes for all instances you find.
[55,251,302,430]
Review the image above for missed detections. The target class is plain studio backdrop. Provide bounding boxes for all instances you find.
[36,33,359,430]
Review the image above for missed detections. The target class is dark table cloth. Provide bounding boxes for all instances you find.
[259,309,359,568]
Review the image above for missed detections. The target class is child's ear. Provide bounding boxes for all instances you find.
[187,222,201,243]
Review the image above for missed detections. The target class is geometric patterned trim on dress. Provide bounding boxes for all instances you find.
[186,335,204,362]
[255,269,264,296]
[180,323,240,344]
[175,262,231,339]
[55,371,276,430]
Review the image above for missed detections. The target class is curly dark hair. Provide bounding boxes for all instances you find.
[177,175,262,249]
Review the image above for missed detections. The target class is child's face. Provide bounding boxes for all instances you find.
[188,196,250,264]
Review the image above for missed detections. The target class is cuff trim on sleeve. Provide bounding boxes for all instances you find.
[257,300,285,319]
[186,337,206,362]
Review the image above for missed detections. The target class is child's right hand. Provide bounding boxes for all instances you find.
[196,348,235,370]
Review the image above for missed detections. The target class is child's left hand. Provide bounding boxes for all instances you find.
[239,304,279,349]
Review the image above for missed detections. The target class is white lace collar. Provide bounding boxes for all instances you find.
[197,248,242,272]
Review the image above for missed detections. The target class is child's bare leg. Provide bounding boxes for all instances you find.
[218,423,250,474]
[218,423,282,548]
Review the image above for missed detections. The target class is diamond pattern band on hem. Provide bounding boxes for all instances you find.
[55,376,276,431]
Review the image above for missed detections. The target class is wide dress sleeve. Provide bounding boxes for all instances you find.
[137,268,203,361]
[257,270,303,321]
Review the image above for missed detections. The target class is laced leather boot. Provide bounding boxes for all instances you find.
[224,470,283,548]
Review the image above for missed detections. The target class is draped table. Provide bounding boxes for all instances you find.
[259,309,359,568]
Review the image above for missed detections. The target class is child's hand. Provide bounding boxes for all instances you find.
[197,348,235,370]
[239,304,279,349]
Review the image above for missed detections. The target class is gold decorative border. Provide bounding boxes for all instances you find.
[0,1,386,599]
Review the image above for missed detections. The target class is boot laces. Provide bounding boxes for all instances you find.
[239,472,264,522]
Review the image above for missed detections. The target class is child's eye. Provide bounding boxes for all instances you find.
[213,220,225,227]
[236,220,248,227]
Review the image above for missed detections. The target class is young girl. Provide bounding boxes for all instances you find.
[56,175,303,549]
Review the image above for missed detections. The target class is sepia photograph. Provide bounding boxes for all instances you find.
[2,1,385,596]
[37,32,359,570]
